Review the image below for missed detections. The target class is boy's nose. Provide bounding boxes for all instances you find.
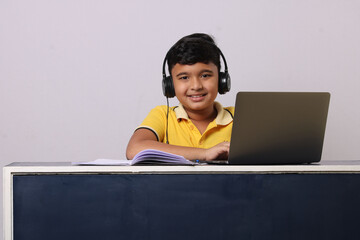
[190,78,203,90]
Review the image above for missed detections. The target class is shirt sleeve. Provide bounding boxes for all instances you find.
[136,106,167,142]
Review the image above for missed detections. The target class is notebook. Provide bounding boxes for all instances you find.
[211,92,330,165]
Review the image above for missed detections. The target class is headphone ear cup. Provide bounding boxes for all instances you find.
[162,76,175,98]
[218,72,231,94]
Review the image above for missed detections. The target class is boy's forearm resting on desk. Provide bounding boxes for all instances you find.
[126,129,229,161]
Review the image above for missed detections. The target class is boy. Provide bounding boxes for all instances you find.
[126,33,234,161]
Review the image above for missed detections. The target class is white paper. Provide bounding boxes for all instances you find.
[72,159,131,166]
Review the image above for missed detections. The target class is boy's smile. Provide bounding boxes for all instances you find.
[171,62,219,119]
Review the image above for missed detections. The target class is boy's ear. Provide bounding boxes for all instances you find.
[162,75,176,98]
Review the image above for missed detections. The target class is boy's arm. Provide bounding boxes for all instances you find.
[126,128,229,161]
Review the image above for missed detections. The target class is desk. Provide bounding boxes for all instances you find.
[4,161,360,240]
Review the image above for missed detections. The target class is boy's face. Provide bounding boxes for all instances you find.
[171,62,218,114]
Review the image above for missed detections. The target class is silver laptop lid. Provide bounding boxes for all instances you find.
[228,92,330,165]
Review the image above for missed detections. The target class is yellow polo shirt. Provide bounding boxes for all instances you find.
[137,102,234,149]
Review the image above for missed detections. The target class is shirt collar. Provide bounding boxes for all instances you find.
[174,101,233,125]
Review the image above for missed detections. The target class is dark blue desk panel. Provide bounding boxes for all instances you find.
[13,174,360,240]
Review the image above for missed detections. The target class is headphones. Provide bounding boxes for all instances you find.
[162,44,231,98]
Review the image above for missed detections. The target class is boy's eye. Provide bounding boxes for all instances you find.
[179,76,188,80]
[201,73,212,78]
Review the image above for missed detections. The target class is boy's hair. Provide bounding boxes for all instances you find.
[166,33,221,75]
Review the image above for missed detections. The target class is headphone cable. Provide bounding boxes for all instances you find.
[166,97,170,144]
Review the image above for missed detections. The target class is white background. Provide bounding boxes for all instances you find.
[1,0,360,234]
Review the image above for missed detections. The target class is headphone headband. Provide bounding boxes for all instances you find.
[162,45,228,79]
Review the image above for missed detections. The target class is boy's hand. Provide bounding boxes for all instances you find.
[205,142,230,161]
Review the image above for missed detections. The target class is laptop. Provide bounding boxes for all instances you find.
[210,92,330,165]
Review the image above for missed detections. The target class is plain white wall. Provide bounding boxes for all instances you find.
[1,0,359,234]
